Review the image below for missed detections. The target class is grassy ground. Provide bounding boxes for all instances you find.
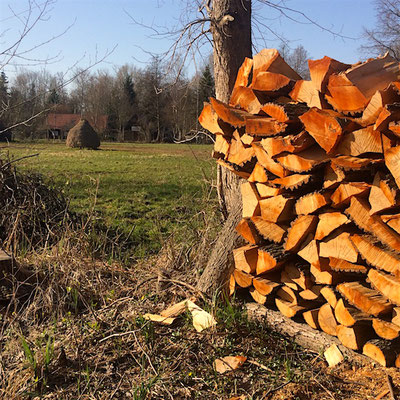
[2,142,216,260]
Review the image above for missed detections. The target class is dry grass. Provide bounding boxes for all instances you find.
[3,233,400,399]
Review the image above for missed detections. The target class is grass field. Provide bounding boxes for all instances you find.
[3,141,217,260]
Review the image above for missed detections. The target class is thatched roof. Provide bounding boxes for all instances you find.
[66,119,100,149]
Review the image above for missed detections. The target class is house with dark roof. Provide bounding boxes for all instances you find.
[46,113,107,139]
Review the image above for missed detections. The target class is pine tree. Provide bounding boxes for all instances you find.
[123,74,136,105]
[48,88,60,104]
[0,71,9,106]
[198,64,215,103]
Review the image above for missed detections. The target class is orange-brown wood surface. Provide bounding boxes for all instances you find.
[285,215,318,252]
[250,216,287,243]
[337,281,393,316]
[315,212,350,241]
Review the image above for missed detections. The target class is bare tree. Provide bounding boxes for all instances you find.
[361,0,400,60]
[0,0,116,136]
[129,0,352,295]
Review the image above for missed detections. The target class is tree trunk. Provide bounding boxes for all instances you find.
[197,0,252,295]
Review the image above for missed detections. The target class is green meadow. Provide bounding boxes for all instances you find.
[3,142,217,259]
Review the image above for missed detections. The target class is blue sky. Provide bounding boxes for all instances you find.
[0,0,377,80]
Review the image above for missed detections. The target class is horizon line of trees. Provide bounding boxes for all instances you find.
[0,45,309,143]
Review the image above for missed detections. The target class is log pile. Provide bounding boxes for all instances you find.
[199,48,400,368]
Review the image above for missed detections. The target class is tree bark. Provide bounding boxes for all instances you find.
[246,303,372,366]
[197,0,252,295]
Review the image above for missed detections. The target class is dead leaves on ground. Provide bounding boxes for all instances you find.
[214,355,247,374]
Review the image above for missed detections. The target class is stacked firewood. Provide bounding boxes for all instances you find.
[199,48,400,368]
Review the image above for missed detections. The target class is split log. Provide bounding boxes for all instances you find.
[384,145,400,190]
[318,303,338,336]
[199,102,232,135]
[319,231,359,263]
[249,287,268,305]
[276,146,329,173]
[295,191,331,215]
[285,215,318,252]
[260,131,314,157]
[275,298,305,318]
[303,308,320,329]
[315,212,350,241]
[241,182,261,218]
[252,142,289,177]
[233,245,258,274]
[235,218,261,244]
[255,183,281,198]
[298,236,319,265]
[227,131,255,166]
[372,319,400,340]
[320,286,339,308]
[259,195,294,222]
[335,126,382,156]
[299,108,349,153]
[363,339,399,367]
[250,216,286,243]
[360,86,400,126]
[368,268,400,306]
[329,258,368,274]
[344,53,400,100]
[337,281,393,316]
[283,263,313,290]
[375,103,400,131]
[289,80,326,108]
[251,48,302,82]
[350,234,400,275]
[346,197,400,253]
[248,163,269,183]
[210,97,250,127]
[310,260,341,285]
[326,74,368,114]
[323,164,346,189]
[230,86,263,114]
[299,285,323,301]
[281,269,298,291]
[256,244,290,275]
[331,182,370,208]
[369,172,398,215]
[246,117,288,137]
[334,298,371,327]
[383,215,400,235]
[214,134,230,156]
[393,307,400,327]
[251,71,293,95]
[330,155,382,171]
[261,102,309,123]
[233,57,253,88]
[270,174,313,190]
[277,286,299,305]
[253,275,280,296]
[337,324,374,350]
[233,269,253,288]
[308,56,350,92]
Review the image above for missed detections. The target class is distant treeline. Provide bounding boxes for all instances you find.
[0,56,215,143]
[0,45,309,143]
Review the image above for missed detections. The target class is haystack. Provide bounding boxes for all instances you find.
[66,119,100,149]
